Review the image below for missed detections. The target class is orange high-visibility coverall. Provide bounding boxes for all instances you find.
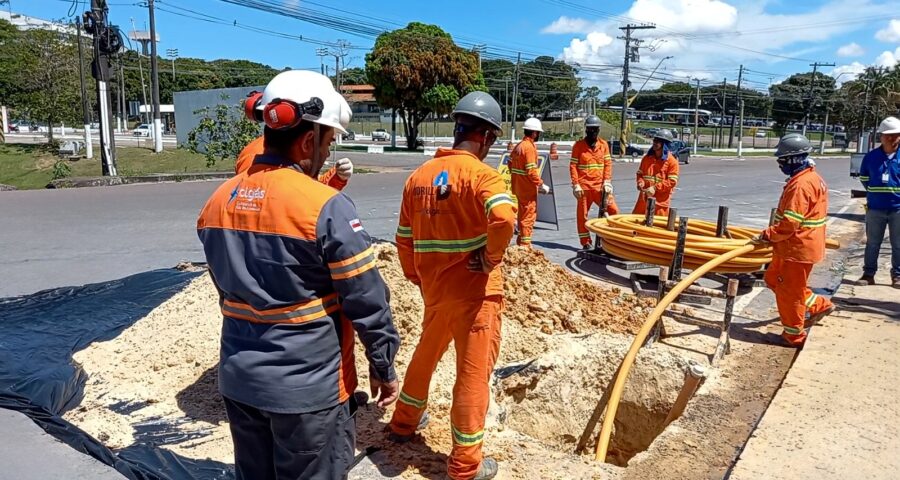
[391,148,516,480]
[570,139,619,247]
[509,137,544,246]
[235,136,347,190]
[632,151,679,217]
[762,166,832,346]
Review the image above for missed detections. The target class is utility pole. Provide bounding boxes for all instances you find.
[75,17,94,159]
[802,61,835,136]
[473,44,486,72]
[728,65,743,148]
[147,0,163,152]
[719,78,727,148]
[736,65,746,156]
[84,0,118,176]
[693,78,700,154]
[819,107,830,154]
[166,48,178,81]
[131,18,151,127]
[617,24,655,156]
[510,52,521,142]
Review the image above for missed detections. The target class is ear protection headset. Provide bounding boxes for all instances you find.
[264,97,325,131]
[243,91,264,122]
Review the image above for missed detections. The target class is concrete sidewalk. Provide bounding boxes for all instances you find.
[730,242,900,480]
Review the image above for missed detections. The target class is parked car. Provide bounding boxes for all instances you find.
[371,128,391,141]
[669,140,691,164]
[609,140,644,159]
[755,130,767,138]
[341,129,356,141]
[133,124,152,137]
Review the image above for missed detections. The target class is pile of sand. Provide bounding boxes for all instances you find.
[65,244,683,478]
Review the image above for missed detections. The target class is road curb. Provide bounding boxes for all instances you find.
[47,172,233,189]
[0,184,17,191]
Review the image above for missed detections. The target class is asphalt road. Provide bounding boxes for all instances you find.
[0,153,855,298]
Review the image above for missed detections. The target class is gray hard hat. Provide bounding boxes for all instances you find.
[653,129,675,143]
[451,91,503,134]
[585,115,602,128]
[775,133,812,158]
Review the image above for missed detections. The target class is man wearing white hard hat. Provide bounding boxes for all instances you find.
[857,116,900,288]
[509,117,551,246]
[197,70,400,479]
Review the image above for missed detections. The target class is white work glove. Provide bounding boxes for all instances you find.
[336,157,353,180]
[603,182,614,194]
[572,184,584,199]
[642,185,656,196]
[540,184,551,195]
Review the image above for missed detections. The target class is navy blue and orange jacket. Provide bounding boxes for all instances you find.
[396,148,517,308]
[198,153,399,413]
[763,166,829,264]
[235,136,348,190]
[509,137,543,202]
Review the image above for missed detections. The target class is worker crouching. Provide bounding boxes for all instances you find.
[632,129,679,217]
[197,70,400,479]
[509,117,551,246]
[389,91,516,480]
[752,133,835,347]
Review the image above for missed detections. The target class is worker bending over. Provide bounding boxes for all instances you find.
[237,87,354,189]
[509,117,551,246]
[633,129,679,217]
[390,91,515,480]
[197,70,400,479]
[570,115,618,249]
[753,133,835,347]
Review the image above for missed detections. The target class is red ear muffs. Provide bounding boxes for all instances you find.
[263,99,302,130]
[244,91,264,122]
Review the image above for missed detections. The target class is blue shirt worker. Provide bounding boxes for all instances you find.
[857,116,900,289]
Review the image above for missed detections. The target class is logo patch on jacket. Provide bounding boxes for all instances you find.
[349,218,364,232]
[433,170,452,200]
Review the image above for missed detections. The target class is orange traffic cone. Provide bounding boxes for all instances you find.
[549,142,559,161]
[507,141,514,153]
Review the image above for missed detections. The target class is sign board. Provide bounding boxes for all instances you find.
[367,145,384,154]
[497,152,559,230]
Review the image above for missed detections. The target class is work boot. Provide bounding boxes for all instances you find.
[581,243,594,251]
[804,304,835,328]
[856,275,876,286]
[473,458,499,480]
[387,412,430,443]
[893,277,900,290]
[764,332,803,348]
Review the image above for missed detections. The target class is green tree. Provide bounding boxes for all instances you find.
[769,71,836,134]
[186,95,260,167]
[365,22,483,149]
[337,67,367,85]
[518,56,580,119]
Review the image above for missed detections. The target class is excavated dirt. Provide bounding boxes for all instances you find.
[66,244,688,478]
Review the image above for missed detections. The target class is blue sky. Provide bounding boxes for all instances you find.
[12,0,900,95]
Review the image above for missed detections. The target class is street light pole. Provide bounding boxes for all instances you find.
[147,0,163,152]
[693,78,700,154]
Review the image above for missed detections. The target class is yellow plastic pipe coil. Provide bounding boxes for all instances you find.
[585,215,839,274]
[590,215,840,462]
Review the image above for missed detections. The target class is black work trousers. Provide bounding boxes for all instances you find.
[223,396,356,480]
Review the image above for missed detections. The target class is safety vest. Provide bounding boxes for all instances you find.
[509,137,542,201]
[570,139,613,190]
[765,167,829,264]
[635,152,680,208]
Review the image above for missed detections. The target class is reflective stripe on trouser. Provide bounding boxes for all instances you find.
[631,193,668,217]
[390,296,503,480]
[577,188,619,246]
[764,257,833,346]
[517,198,537,246]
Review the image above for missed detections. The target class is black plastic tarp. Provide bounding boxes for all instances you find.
[0,269,232,479]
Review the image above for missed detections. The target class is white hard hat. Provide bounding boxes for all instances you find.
[877,116,900,135]
[259,70,350,134]
[523,117,543,132]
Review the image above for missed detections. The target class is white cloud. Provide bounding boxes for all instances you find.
[545,0,895,94]
[875,19,900,42]
[836,42,865,57]
[830,62,867,84]
[542,16,594,35]
[875,47,900,67]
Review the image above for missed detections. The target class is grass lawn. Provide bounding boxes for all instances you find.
[0,143,229,190]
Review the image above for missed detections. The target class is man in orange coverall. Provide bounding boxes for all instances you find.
[389,91,515,480]
[632,129,680,217]
[235,135,354,189]
[509,117,551,246]
[751,133,835,347]
[570,115,619,249]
